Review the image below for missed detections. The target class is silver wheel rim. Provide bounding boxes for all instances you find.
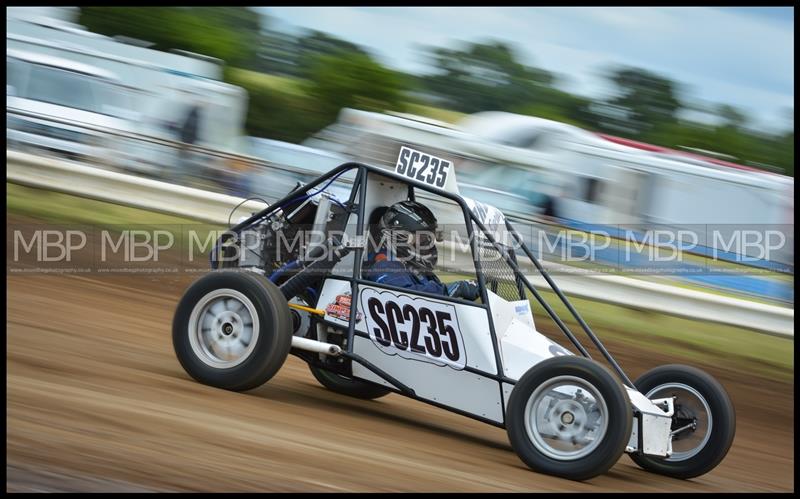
[524,375,610,461]
[646,383,712,461]
[188,288,260,369]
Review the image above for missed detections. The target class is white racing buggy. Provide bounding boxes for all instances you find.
[172,147,735,481]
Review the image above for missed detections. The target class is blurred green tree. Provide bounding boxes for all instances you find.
[79,7,261,68]
[76,8,795,176]
[421,41,554,113]
[229,50,408,143]
[235,81,330,143]
[256,30,302,75]
[773,129,794,176]
[304,52,408,119]
[717,104,748,130]
[643,115,794,176]
[295,31,369,77]
[593,66,683,138]
[256,29,369,77]
[513,87,594,128]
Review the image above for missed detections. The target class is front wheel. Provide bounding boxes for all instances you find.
[172,270,293,392]
[506,356,632,481]
[628,364,735,479]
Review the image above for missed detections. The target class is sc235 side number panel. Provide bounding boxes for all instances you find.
[360,287,467,370]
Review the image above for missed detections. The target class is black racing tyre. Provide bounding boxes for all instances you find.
[172,270,293,392]
[506,356,632,481]
[308,364,392,400]
[628,364,735,479]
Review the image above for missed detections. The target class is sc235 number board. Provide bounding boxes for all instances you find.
[394,146,451,189]
[360,287,467,370]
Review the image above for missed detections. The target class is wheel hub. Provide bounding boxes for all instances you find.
[548,400,588,440]
[646,383,712,461]
[524,375,609,461]
[188,289,260,369]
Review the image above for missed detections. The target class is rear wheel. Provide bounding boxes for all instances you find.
[291,293,391,401]
[628,364,735,479]
[172,270,293,391]
[506,356,632,481]
[309,364,392,400]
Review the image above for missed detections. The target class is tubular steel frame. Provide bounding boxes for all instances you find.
[218,161,635,427]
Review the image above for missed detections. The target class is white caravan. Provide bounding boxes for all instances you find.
[305,109,794,266]
[6,11,249,158]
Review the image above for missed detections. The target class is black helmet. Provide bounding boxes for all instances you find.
[378,200,439,271]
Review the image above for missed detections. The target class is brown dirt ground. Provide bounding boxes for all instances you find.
[6,269,794,492]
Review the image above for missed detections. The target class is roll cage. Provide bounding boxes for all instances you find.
[215,161,635,408]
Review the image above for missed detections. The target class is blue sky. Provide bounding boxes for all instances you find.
[259,7,794,132]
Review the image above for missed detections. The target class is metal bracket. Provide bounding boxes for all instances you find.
[650,396,676,417]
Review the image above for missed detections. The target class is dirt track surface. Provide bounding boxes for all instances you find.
[6,272,794,492]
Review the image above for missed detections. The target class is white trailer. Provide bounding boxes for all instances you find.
[6,10,248,154]
[309,109,793,224]
[304,108,794,265]
[456,112,794,226]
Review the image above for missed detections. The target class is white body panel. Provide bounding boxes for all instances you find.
[317,279,504,423]
[318,280,498,375]
[353,336,504,423]
[489,293,571,380]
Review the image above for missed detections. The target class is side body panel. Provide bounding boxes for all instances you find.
[317,279,504,423]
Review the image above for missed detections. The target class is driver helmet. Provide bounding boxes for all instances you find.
[378,200,440,272]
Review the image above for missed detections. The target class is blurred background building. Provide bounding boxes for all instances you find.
[6,6,794,303]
